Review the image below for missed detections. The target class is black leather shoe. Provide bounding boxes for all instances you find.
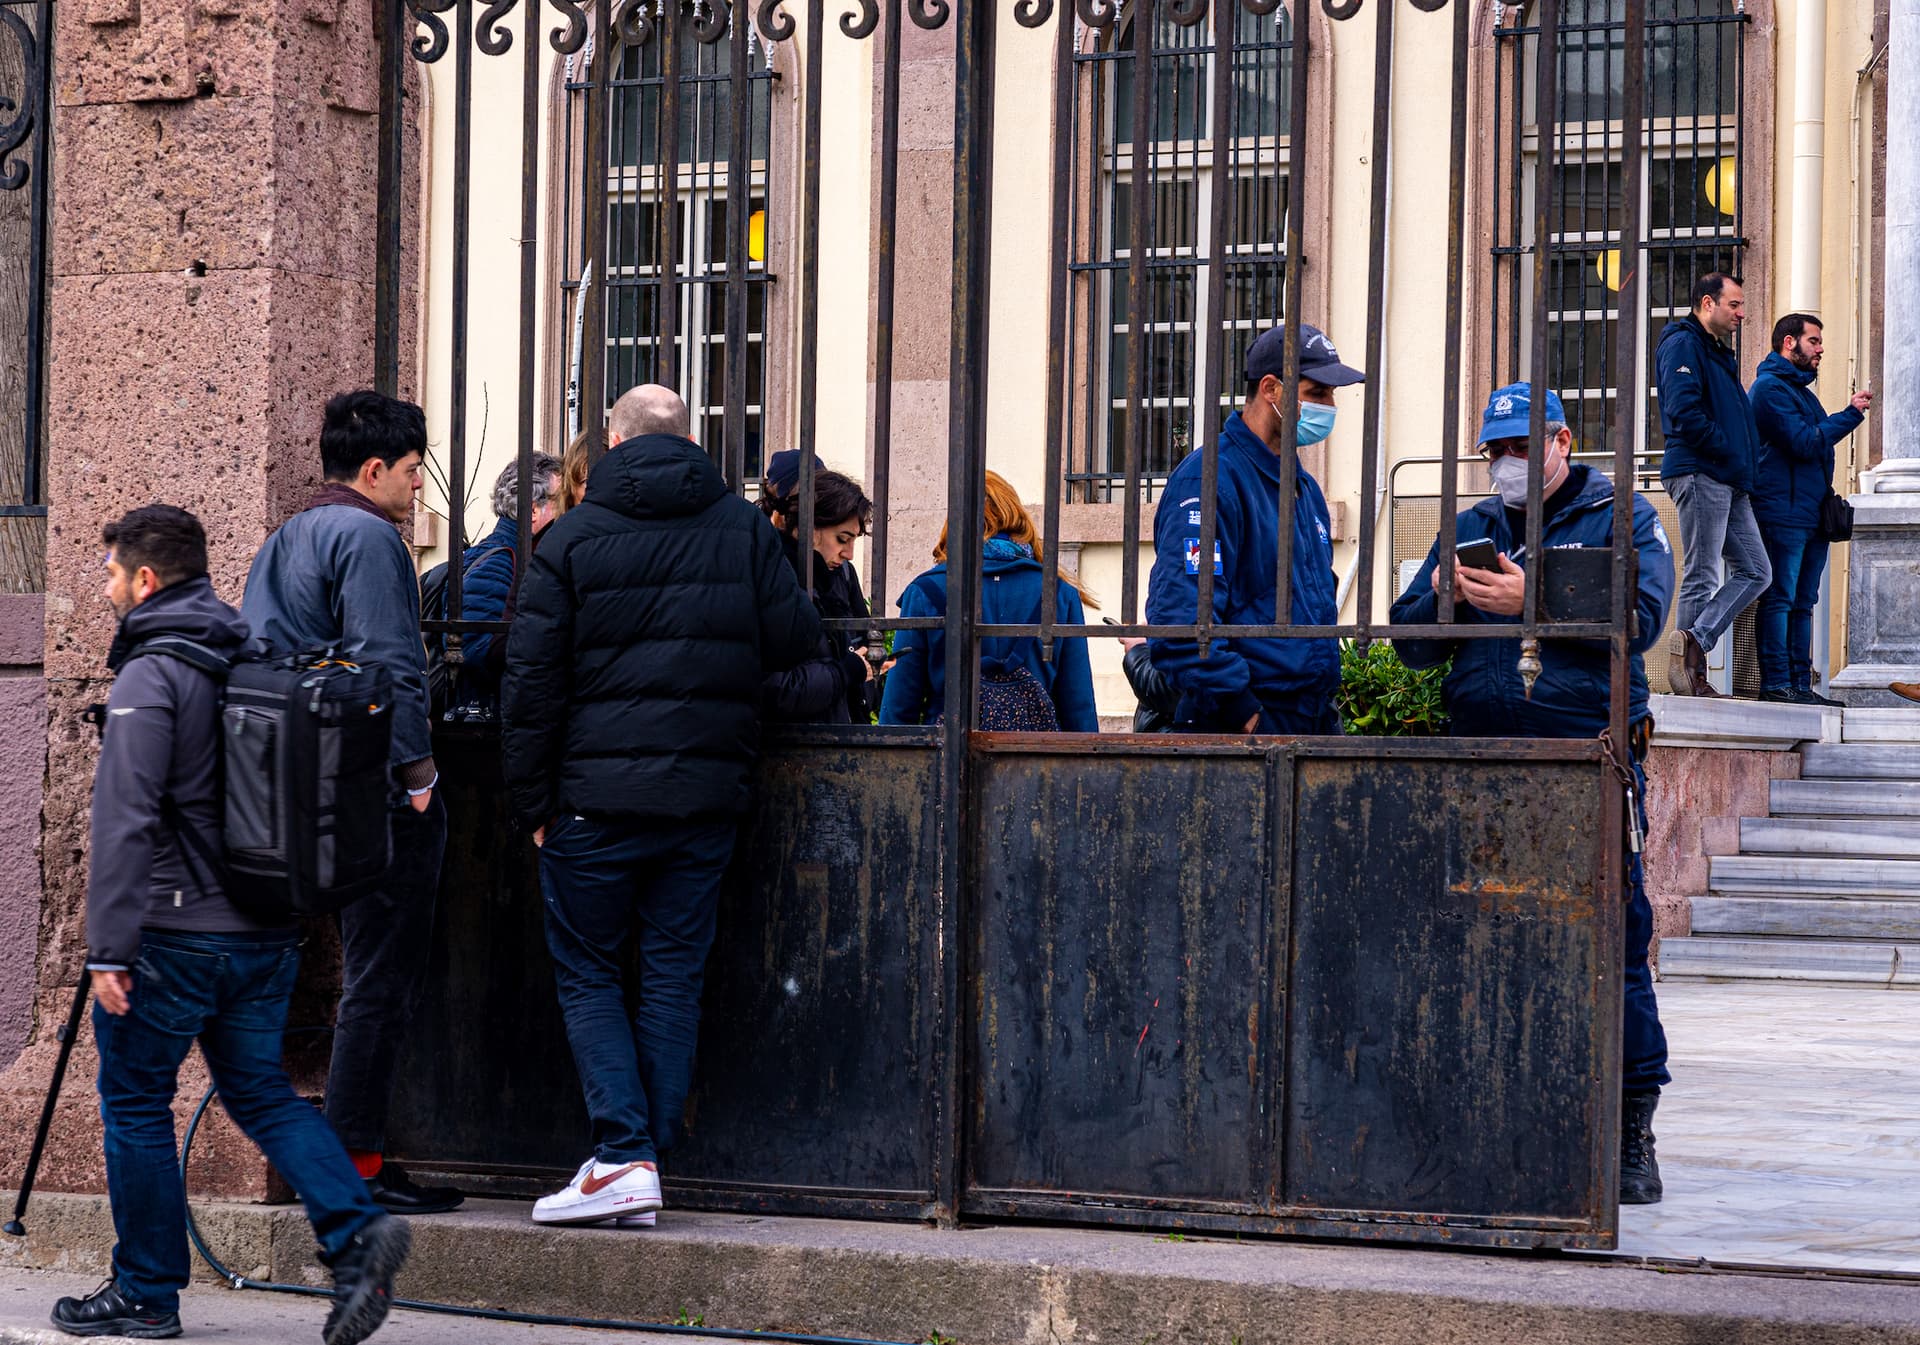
[1620,1091,1664,1205]
[323,1213,413,1345]
[50,1280,182,1338]
[366,1164,464,1214]
[1759,686,1799,703]
[1796,687,1845,707]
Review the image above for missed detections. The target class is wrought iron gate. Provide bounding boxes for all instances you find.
[385,0,1649,1250]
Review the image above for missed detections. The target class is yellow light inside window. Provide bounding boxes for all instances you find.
[1702,157,1736,218]
[749,210,766,263]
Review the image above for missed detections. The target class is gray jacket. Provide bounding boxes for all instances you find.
[242,494,435,787]
[87,578,282,970]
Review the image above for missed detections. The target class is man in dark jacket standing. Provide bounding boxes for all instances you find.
[1750,313,1872,704]
[242,390,461,1215]
[1657,272,1770,697]
[61,505,407,1345]
[1145,322,1362,733]
[1390,384,1675,1206]
[502,385,821,1226]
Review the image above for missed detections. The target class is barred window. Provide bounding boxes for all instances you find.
[1067,3,1292,504]
[561,8,778,465]
[1490,0,1745,469]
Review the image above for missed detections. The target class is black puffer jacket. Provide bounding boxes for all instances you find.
[501,434,823,828]
[762,535,873,725]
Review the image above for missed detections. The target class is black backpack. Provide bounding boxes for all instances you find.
[420,544,512,720]
[129,638,395,920]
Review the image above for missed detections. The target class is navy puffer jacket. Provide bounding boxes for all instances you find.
[1656,315,1761,494]
[1749,351,1864,532]
[1389,466,1674,738]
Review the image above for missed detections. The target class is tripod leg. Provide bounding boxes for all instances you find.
[5,977,92,1236]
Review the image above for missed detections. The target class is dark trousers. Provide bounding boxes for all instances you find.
[1625,761,1671,1095]
[325,794,447,1153]
[97,931,380,1313]
[1757,527,1828,692]
[538,814,736,1164]
[1174,696,1341,735]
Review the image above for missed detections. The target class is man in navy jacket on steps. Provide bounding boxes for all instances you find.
[1749,313,1872,705]
[1390,383,1675,1207]
[1145,322,1362,734]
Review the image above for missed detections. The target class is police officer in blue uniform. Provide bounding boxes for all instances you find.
[1389,383,1675,1205]
[1145,323,1363,734]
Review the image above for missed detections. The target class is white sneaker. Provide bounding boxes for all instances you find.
[612,1211,656,1228]
[531,1157,663,1225]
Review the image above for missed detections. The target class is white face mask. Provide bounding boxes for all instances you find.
[1489,437,1566,506]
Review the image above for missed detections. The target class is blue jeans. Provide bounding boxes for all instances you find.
[1757,527,1828,692]
[95,931,380,1313]
[1625,761,1670,1094]
[1669,473,1772,652]
[538,815,737,1164]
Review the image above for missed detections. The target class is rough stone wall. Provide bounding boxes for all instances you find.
[1642,744,1803,960]
[0,0,418,1197]
[0,595,46,1072]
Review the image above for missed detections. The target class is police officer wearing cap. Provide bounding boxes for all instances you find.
[1145,323,1363,734]
[1388,382,1676,1206]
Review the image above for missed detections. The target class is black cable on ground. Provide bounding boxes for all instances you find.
[179,1084,915,1345]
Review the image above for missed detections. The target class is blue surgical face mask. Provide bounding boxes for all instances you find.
[1274,398,1338,447]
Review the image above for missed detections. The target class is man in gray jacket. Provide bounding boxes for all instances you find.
[242,390,459,1214]
[58,504,407,1345]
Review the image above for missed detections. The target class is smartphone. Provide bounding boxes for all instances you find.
[1454,538,1503,573]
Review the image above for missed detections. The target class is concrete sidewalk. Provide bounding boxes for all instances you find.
[0,1266,694,1345]
[3,1193,1918,1344]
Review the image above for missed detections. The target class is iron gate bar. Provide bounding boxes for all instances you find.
[1119,0,1152,624]
[656,8,682,389]
[19,0,50,509]
[445,0,473,661]
[724,0,750,491]
[1521,0,1556,683]
[1351,0,1390,643]
[516,0,540,570]
[797,0,824,600]
[1191,0,1231,660]
[1611,0,1646,751]
[1034,0,1070,662]
[975,622,1623,638]
[1435,0,1468,622]
[1268,0,1304,633]
[869,0,904,641]
[582,0,612,462]
[375,0,404,394]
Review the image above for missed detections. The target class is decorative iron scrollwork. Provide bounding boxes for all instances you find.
[1168,0,1209,27]
[1409,0,1448,10]
[0,7,38,193]
[1321,0,1362,17]
[694,0,732,41]
[549,0,591,52]
[756,0,794,41]
[1241,0,1281,17]
[1013,0,1053,29]
[408,0,459,62]
[1073,0,1115,31]
[614,0,654,45]
[905,0,947,28]
[840,0,879,38]
[477,0,519,53]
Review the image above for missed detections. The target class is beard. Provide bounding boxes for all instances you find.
[1788,346,1819,371]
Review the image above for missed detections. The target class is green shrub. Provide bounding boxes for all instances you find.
[1335,639,1450,736]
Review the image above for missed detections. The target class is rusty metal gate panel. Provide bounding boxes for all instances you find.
[391,729,942,1219]
[1282,742,1618,1247]
[967,742,1277,1214]
[963,737,1620,1248]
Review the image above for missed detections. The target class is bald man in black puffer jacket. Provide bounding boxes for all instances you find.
[501,386,819,1228]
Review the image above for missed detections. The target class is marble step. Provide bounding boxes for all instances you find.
[1659,935,1920,987]
[1691,896,1920,940]
[1769,778,1920,818]
[1709,854,1920,898]
[1799,743,1920,780]
[1739,817,1920,858]
[1840,707,1920,744]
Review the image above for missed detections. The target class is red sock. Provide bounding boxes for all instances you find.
[349,1149,384,1180]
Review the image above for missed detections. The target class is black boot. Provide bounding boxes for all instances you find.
[1620,1090,1664,1205]
[323,1213,413,1345]
[49,1280,182,1339]
[366,1163,464,1215]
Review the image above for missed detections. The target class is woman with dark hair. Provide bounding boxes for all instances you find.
[762,467,879,724]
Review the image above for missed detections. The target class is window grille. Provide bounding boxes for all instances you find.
[1067,2,1292,504]
[1491,0,1746,475]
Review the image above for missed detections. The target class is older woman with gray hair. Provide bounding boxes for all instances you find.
[448,452,562,716]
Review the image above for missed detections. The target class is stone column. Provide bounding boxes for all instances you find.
[0,0,413,1198]
[1832,0,1920,703]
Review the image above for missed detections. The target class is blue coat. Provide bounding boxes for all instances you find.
[1145,410,1340,730]
[1749,351,1864,532]
[457,516,521,677]
[1656,315,1761,494]
[1388,466,1674,738]
[877,543,1099,731]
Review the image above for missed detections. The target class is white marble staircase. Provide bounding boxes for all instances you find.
[1661,712,1920,988]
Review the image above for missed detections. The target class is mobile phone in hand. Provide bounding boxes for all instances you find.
[1454,538,1503,574]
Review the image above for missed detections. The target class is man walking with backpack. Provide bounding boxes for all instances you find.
[57,505,407,1344]
[502,385,821,1225]
[243,390,461,1215]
